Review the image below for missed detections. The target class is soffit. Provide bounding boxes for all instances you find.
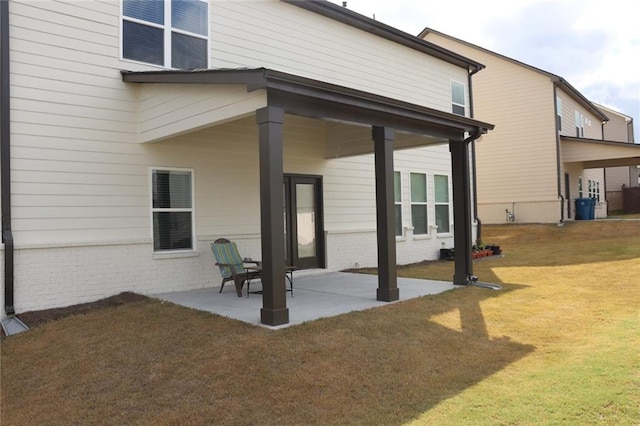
[561,136,640,168]
[121,68,494,142]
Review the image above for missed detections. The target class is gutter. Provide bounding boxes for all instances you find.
[468,66,482,243]
[1,0,19,327]
[552,82,564,224]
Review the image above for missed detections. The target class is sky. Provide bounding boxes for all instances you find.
[328,0,640,142]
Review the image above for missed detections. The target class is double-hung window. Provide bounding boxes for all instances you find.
[434,175,451,234]
[394,171,402,237]
[410,173,428,235]
[556,96,563,131]
[152,169,195,252]
[451,81,466,116]
[122,0,209,69]
[575,111,585,137]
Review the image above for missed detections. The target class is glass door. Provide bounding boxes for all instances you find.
[284,175,325,269]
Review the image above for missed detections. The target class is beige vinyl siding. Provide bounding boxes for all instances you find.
[599,105,632,143]
[12,110,454,247]
[562,140,640,164]
[598,105,635,191]
[324,124,447,158]
[604,121,631,143]
[606,166,633,190]
[136,84,267,143]
[558,90,603,140]
[9,0,141,246]
[144,115,450,237]
[210,0,468,112]
[9,0,465,247]
[424,33,558,205]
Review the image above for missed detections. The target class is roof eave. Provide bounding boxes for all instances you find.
[282,0,485,73]
[121,68,494,137]
[553,78,609,122]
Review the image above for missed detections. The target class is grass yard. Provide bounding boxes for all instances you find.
[1,221,639,425]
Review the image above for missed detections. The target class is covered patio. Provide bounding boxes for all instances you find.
[123,68,494,326]
[561,136,640,168]
[153,272,455,329]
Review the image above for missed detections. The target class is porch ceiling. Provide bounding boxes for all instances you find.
[121,68,494,143]
[561,136,640,168]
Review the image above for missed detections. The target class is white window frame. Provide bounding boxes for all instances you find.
[394,171,403,237]
[575,111,585,137]
[410,172,429,236]
[578,176,583,198]
[434,174,452,234]
[121,0,210,69]
[451,80,466,116]
[587,179,601,201]
[556,96,562,131]
[150,167,196,254]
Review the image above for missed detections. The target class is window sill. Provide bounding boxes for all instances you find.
[153,250,199,260]
[436,233,453,238]
[412,234,431,240]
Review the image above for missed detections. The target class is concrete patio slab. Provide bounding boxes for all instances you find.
[153,272,455,329]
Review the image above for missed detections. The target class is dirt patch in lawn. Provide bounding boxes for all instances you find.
[1,292,149,338]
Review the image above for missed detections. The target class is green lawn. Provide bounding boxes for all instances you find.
[2,221,639,425]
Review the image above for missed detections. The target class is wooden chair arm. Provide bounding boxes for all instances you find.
[215,262,244,276]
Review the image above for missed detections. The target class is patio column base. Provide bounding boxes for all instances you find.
[453,273,469,286]
[377,287,399,302]
[261,308,289,326]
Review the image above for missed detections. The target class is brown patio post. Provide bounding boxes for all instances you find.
[450,138,473,285]
[257,106,289,326]
[373,126,399,301]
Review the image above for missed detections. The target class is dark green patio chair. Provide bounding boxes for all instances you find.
[211,238,261,297]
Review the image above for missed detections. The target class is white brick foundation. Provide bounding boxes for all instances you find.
[7,228,466,315]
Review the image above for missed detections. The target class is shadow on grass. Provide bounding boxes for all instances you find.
[243,282,535,425]
[2,285,534,424]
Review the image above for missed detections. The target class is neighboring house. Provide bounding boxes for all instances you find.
[595,104,638,212]
[421,28,640,224]
[0,0,492,326]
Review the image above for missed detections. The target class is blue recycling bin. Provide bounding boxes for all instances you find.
[575,198,594,220]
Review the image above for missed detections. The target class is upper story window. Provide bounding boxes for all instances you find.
[122,0,209,69]
[451,81,466,116]
[556,96,563,131]
[575,111,585,137]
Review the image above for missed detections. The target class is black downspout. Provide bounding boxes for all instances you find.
[1,0,15,316]
[553,83,564,224]
[468,67,481,243]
